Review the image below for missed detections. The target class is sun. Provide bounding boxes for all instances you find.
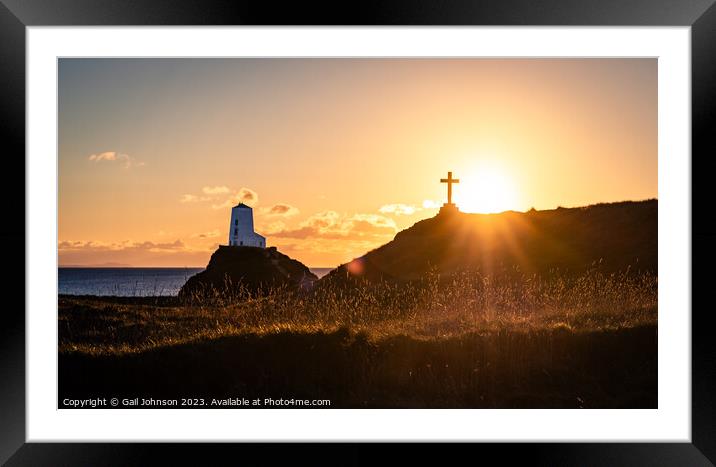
[454,167,519,214]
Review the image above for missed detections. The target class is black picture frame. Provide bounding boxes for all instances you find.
[2,0,714,464]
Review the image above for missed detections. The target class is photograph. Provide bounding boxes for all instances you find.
[57,57,657,409]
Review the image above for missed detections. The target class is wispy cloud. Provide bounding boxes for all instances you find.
[202,186,230,195]
[422,199,441,209]
[211,187,258,210]
[268,211,396,240]
[180,186,259,209]
[58,239,211,267]
[270,237,384,266]
[87,151,144,169]
[191,229,221,239]
[379,203,421,216]
[88,152,118,162]
[260,204,300,217]
[59,239,185,252]
[263,221,286,235]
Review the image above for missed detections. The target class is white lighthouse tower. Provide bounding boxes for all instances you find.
[228,203,266,248]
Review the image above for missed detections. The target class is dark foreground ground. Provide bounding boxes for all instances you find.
[60,324,656,409]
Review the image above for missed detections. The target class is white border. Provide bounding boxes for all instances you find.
[27,27,690,442]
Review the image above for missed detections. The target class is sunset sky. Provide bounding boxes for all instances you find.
[58,58,657,267]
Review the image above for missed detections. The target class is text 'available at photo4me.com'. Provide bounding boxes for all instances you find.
[61,396,332,408]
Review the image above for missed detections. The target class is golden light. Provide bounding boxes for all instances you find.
[454,166,519,214]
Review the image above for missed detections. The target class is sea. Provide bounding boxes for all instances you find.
[58,267,334,297]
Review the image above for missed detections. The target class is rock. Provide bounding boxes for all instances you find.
[179,246,317,300]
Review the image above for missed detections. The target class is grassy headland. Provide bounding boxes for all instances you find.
[59,267,657,408]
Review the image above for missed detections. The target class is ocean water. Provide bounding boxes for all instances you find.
[58,268,205,297]
[58,267,334,297]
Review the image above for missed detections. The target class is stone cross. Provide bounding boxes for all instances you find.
[440,171,460,205]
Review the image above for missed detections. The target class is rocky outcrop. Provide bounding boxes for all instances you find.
[179,246,317,300]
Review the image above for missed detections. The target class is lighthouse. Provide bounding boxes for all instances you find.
[228,203,266,248]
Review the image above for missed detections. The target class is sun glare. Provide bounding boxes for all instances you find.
[455,167,519,214]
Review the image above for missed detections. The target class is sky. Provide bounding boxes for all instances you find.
[58,58,657,268]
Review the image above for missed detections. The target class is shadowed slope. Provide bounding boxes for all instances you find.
[322,200,657,284]
[59,325,656,409]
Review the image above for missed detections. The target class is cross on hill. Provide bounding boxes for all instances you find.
[440,171,460,205]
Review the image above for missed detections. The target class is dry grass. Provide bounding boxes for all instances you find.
[59,267,657,356]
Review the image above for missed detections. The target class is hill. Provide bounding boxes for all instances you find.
[322,199,657,284]
[179,246,317,300]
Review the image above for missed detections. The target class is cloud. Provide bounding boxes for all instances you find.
[202,186,230,195]
[59,239,185,253]
[260,204,300,217]
[379,203,421,216]
[87,151,144,169]
[422,199,442,209]
[211,187,259,210]
[180,186,259,209]
[238,187,258,204]
[263,221,286,234]
[58,239,210,267]
[269,211,396,240]
[88,152,118,162]
[350,213,397,231]
[192,229,221,239]
[270,237,383,266]
[130,240,185,251]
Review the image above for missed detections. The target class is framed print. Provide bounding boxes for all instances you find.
[2,0,715,464]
